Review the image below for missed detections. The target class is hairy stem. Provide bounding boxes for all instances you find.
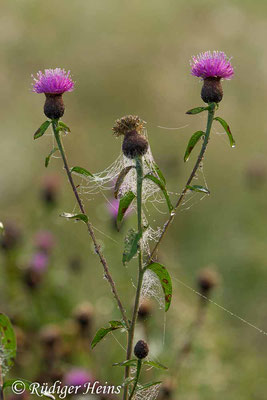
[52,120,129,328]
[129,359,142,400]
[149,104,216,261]
[123,157,144,400]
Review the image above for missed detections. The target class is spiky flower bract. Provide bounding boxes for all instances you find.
[32,68,74,94]
[190,51,234,80]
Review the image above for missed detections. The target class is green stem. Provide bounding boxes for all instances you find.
[0,366,4,400]
[129,359,142,400]
[123,157,144,400]
[149,104,216,261]
[51,120,129,329]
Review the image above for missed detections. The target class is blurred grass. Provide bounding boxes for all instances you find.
[1,0,267,398]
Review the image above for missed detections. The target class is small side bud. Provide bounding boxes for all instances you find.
[201,77,223,104]
[44,93,65,119]
[197,267,220,296]
[134,339,149,359]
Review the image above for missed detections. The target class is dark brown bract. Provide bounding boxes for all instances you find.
[44,93,65,119]
[201,77,223,104]
[122,130,148,159]
[134,339,149,359]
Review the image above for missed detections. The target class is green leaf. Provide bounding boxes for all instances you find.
[70,166,94,178]
[60,212,88,224]
[186,106,209,115]
[114,166,135,199]
[0,314,17,368]
[3,379,55,399]
[184,131,204,162]
[58,121,71,133]
[91,320,125,349]
[143,174,173,213]
[136,381,162,391]
[145,263,172,312]
[186,185,210,195]
[113,359,138,367]
[45,147,58,168]
[144,360,168,370]
[214,117,235,148]
[117,191,135,230]
[123,229,142,264]
[34,120,51,139]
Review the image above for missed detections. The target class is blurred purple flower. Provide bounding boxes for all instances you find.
[190,51,234,80]
[64,368,94,387]
[35,231,55,253]
[30,252,49,272]
[32,68,74,94]
[107,198,132,219]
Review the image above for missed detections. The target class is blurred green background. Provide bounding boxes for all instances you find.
[1,0,267,399]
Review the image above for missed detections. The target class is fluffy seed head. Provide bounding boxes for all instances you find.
[112,115,146,137]
[190,51,234,80]
[134,339,149,359]
[32,68,74,94]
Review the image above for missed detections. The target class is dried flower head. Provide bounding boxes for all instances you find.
[197,267,220,296]
[112,115,146,137]
[190,51,234,80]
[32,68,74,94]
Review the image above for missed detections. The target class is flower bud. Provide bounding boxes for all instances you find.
[134,339,149,359]
[201,77,223,104]
[44,93,65,119]
[197,268,219,296]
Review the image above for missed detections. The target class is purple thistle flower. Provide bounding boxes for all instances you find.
[190,51,234,80]
[30,252,49,272]
[64,368,94,388]
[32,68,74,94]
[34,230,55,253]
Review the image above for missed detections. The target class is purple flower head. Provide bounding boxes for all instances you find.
[32,68,74,94]
[190,51,234,80]
[30,252,49,272]
[35,231,55,253]
[64,368,94,388]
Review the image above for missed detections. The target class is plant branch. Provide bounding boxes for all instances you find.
[52,120,129,328]
[123,157,144,400]
[149,104,216,262]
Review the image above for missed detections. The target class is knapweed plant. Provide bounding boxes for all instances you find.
[30,51,235,400]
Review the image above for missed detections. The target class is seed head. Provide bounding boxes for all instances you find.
[134,339,149,359]
[112,115,146,137]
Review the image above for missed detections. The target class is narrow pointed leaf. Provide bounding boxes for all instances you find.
[60,212,88,223]
[117,191,135,230]
[123,229,142,264]
[184,131,204,162]
[45,147,58,168]
[143,174,173,213]
[186,185,210,194]
[113,359,137,367]
[136,381,162,391]
[34,120,51,139]
[0,314,17,368]
[70,166,94,178]
[144,360,168,370]
[186,106,209,115]
[214,117,235,148]
[58,121,71,133]
[145,263,172,311]
[91,321,125,349]
[114,166,134,199]
[152,162,166,185]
